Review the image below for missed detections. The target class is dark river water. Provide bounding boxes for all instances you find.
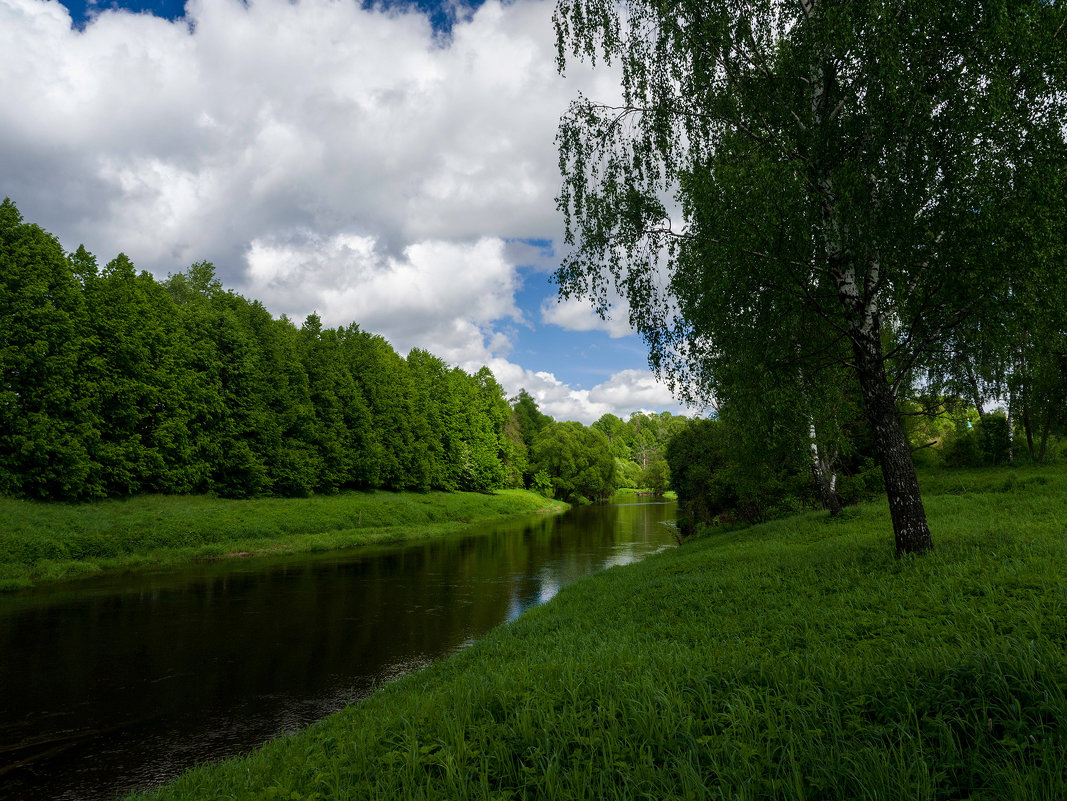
[0,498,676,801]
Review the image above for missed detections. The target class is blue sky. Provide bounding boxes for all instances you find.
[64,0,483,30]
[2,0,690,421]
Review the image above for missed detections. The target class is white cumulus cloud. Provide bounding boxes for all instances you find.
[245,233,522,363]
[540,295,635,338]
[0,0,686,420]
[480,360,687,424]
[0,0,616,277]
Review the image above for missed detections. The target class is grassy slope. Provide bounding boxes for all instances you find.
[131,464,1066,801]
[0,489,567,591]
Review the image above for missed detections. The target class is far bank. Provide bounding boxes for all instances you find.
[0,489,567,591]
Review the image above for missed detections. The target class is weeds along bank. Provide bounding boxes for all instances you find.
[129,463,1067,801]
[0,489,567,591]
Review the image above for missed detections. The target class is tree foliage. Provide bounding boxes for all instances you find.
[0,200,96,499]
[925,153,1067,465]
[665,418,734,534]
[529,421,616,503]
[592,409,687,487]
[555,0,1067,554]
[0,200,519,500]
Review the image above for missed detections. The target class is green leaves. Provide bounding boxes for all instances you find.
[530,421,616,503]
[0,198,96,500]
[555,0,1067,553]
[0,201,518,501]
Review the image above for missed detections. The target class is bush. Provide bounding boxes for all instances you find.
[942,414,1012,468]
[944,422,984,468]
[977,413,1011,465]
[837,457,884,505]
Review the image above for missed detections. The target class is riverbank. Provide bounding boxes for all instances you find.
[0,489,568,591]
[129,463,1067,800]
[612,487,678,500]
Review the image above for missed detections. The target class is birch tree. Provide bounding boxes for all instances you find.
[555,0,1067,555]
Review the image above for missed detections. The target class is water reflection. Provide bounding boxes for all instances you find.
[0,498,675,801]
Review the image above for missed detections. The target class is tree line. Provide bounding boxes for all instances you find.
[506,390,686,503]
[1,198,690,506]
[1,199,522,501]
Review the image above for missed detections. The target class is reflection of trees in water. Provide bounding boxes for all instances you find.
[0,501,676,801]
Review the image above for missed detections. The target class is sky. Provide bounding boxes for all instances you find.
[0,0,694,423]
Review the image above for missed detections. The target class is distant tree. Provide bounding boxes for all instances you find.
[502,409,529,489]
[628,414,659,470]
[464,367,511,492]
[439,367,473,490]
[512,389,552,449]
[613,457,643,489]
[300,314,379,492]
[642,458,669,497]
[160,263,227,493]
[617,411,690,470]
[342,328,419,490]
[165,266,285,497]
[531,468,554,498]
[592,413,631,460]
[530,421,615,503]
[408,348,456,489]
[241,305,319,495]
[665,419,736,534]
[205,293,274,497]
[79,253,194,495]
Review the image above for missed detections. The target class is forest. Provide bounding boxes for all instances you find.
[4,192,1064,534]
[0,198,682,505]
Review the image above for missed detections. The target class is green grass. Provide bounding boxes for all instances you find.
[0,489,567,591]
[128,463,1067,800]
[613,487,678,500]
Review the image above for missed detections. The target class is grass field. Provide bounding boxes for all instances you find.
[124,463,1067,800]
[0,489,567,591]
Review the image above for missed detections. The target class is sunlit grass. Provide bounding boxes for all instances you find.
[129,463,1067,800]
[0,489,567,591]
[613,487,678,500]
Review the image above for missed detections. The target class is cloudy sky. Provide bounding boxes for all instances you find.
[0,0,692,422]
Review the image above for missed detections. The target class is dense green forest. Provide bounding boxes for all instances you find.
[13,191,1056,524]
[1,199,525,500]
[0,199,687,505]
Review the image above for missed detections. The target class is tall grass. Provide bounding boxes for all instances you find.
[0,489,567,591]
[127,462,1067,800]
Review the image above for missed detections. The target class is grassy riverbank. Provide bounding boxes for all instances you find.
[0,489,567,591]
[613,487,678,500]
[129,463,1066,801]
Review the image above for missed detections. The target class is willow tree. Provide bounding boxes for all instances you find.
[555,0,1067,555]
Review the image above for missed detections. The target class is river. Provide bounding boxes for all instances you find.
[0,497,676,800]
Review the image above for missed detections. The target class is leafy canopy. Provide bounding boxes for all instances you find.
[555,0,1067,399]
